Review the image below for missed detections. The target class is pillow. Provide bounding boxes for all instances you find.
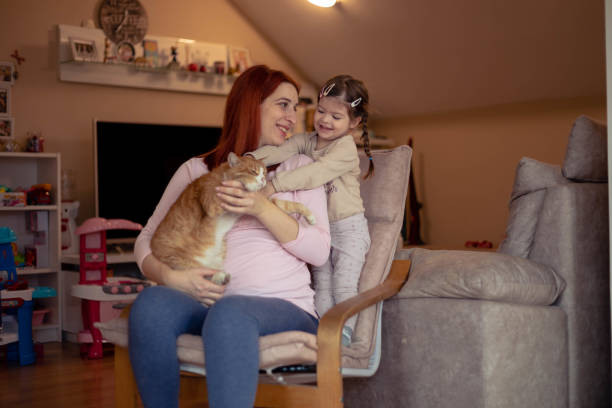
[497,157,568,258]
[563,115,607,182]
[398,248,565,305]
[497,189,546,258]
[509,157,567,201]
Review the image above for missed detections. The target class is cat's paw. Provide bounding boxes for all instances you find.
[305,214,316,225]
[209,271,231,285]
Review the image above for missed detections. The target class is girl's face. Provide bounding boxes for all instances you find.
[314,96,361,149]
[259,82,298,147]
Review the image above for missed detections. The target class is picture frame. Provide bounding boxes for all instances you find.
[0,86,10,117]
[70,37,98,62]
[142,39,159,67]
[228,46,252,76]
[0,61,15,85]
[0,117,14,138]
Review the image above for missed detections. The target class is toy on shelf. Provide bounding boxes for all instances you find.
[26,183,52,205]
[0,227,18,289]
[61,201,80,254]
[70,217,151,359]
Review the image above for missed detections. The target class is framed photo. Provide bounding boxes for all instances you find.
[70,37,98,62]
[0,86,10,117]
[142,39,159,67]
[228,46,252,76]
[116,41,136,63]
[0,117,14,138]
[0,61,15,85]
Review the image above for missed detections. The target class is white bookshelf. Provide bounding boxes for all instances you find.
[0,152,62,342]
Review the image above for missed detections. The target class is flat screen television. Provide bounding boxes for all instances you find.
[94,120,221,242]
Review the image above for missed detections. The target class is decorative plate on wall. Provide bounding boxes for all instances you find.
[98,0,148,45]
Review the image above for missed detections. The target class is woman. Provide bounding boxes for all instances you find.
[129,65,331,408]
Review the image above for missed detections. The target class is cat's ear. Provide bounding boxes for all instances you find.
[228,152,240,167]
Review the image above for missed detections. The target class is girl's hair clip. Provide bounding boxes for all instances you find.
[320,83,335,97]
[350,97,362,108]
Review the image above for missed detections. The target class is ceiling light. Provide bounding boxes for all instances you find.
[308,0,337,7]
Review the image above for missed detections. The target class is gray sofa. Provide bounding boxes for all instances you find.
[344,115,610,408]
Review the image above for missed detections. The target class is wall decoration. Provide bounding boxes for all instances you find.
[0,86,10,117]
[10,50,25,80]
[98,0,148,45]
[0,117,14,138]
[228,46,252,75]
[70,38,98,62]
[0,61,15,85]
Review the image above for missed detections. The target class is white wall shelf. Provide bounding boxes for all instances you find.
[57,24,236,95]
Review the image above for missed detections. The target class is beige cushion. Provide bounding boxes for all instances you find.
[95,318,318,369]
[397,248,565,305]
[97,145,413,371]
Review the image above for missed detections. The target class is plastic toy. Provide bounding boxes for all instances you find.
[61,201,80,254]
[27,183,52,205]
[0,227,18,288]
[70,217,148,359]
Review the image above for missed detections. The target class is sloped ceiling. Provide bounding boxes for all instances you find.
[229,0,606,119]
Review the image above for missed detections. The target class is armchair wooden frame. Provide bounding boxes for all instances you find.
[113,258,410,408]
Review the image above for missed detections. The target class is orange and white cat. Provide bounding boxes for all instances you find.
[151,152,315,286]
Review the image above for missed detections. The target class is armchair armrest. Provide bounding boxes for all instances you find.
[315,259,411,390]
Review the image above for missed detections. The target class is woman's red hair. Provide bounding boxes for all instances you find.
[201,65,299,169]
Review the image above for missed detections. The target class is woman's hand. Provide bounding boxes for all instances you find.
[164,265,226,306]
[215,180,274,217]
[141,255,225,306]
[216,179,299,243]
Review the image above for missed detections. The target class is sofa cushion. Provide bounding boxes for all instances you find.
[497,158,568,258]
[397,248,565,305]
[563,115,607,182]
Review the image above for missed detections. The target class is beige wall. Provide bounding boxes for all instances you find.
[372,96,606,248]
[0,0,311,223]
[1,1,606,245]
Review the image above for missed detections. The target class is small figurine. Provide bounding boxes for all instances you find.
[26,131,44,152]
[213,61,225,75]
[166,46,180,70]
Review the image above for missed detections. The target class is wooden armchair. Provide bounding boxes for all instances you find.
[98,145,413,407]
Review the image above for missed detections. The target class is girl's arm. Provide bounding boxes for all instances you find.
[248,133,311,166]
[216,155,331,266]
[271,135,359,193]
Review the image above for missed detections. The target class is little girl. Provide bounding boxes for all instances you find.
[248,74,373,345]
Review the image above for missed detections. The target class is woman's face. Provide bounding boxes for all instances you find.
[259,82,298,147]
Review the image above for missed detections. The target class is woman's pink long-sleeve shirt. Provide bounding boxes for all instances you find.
[134,154,331,316]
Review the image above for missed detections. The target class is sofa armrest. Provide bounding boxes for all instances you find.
[397,249,564,306]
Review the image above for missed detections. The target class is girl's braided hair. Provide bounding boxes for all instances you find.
[318,75,374,179]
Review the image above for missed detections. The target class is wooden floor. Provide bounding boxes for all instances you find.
[0,342,119,408]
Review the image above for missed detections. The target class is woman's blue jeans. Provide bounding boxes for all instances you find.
[128,286,318,408]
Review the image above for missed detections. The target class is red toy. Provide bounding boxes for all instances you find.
[71,217,145,359]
